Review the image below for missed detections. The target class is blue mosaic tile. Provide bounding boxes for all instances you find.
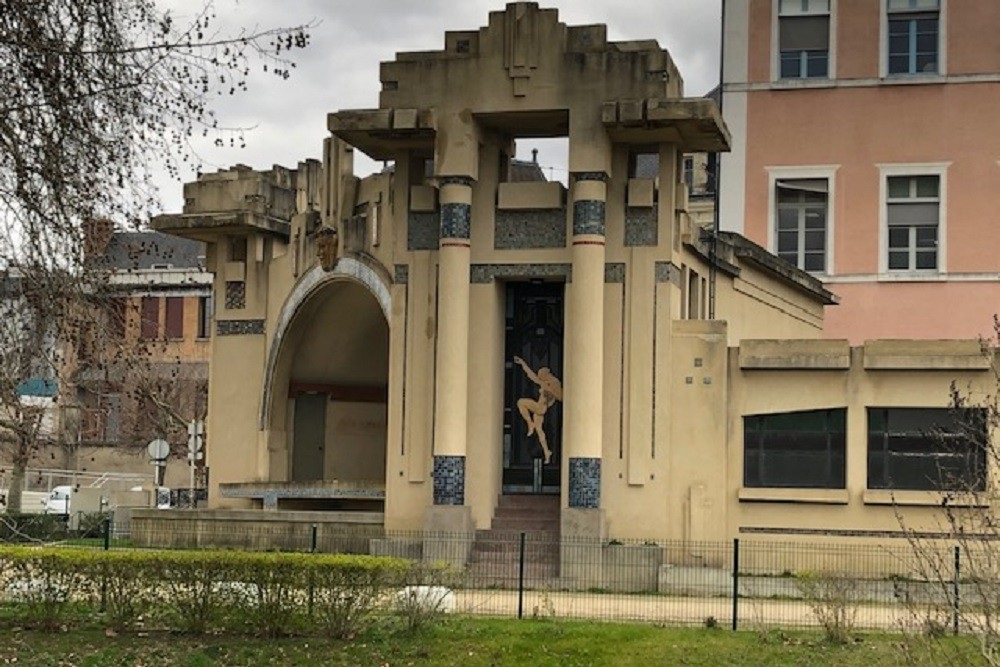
[432,455,465,506]
[470,263,571,284]
[440,202,471,240]
[568,457,601,509]
[407,212,438,250]
[494,209,566,249]
[216,319,265,336]
[573,171,609,183]
[394,264,409,284]
[573,200,606,236]
[624,206,658,246]
[438,176,475,188]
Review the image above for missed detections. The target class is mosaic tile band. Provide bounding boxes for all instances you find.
[568,457,601,509]
[572,200,606,236]
[440,202,472,240]
[217,319,265,336]
[432,455,466,505]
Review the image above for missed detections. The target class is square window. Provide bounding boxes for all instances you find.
[886,174,941,272]
[775,178,828,273]
[887,4,939,76]
[867,407,986,491]
[744,408,846,489]
[778,6,830,80]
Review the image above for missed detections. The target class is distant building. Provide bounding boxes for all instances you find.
[720,0,1000,342]
[68,230,211,485]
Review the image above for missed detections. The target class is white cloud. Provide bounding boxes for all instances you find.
[153,0,721,212]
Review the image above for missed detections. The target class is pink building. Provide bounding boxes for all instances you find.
[719,0,1000,342]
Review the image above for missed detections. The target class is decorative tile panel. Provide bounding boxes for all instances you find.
[572,200,606,236]
[432,455,465,506]
[604,263,625,283]
[654,261,682,286]
[394,264,409,284]
[573,171,610,182]
[470,263,571,283]
[568,457,601,509]
[438,176,475,188]
[217,319,265,336]
[440,202,472,240]
[494,209,566,249]
[408,212,438,250]
[624,206,658,246]
[224,281,246,309]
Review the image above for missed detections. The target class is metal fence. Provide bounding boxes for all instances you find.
[0,514,977,633]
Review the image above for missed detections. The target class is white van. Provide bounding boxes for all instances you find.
[43,485,72,515]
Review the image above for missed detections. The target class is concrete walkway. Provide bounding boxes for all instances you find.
[454,588,939,632]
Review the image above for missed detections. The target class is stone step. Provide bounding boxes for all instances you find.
[496,494,560,510]
[489,516,560,533]
[466,563,560,585]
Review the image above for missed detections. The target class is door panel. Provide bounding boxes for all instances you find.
[292,393,326,481]
[503,282,564,494]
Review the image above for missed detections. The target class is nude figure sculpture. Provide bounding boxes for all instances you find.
[513,356,563,464]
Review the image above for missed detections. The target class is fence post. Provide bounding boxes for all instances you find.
[311,524,318,553]
[953,545,960,636]
[102,516,111,551]
[517,532,526,620]
[731,538,740,631]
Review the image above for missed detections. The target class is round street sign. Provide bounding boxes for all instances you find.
[147,438,170,461]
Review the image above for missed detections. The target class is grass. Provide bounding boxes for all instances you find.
[0,617,985,666]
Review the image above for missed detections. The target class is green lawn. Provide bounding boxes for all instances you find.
[0,618,983,666]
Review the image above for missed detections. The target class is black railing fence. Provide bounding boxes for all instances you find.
[0,514,981,633]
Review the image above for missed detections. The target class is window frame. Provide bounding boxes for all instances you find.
[866,407,987,491]
[743,408,848,490]
[164,296,184,340]
[878,163,948,276]
[772,0,836,81]
[880,0,947,78]
[139,296,160,340]
[767,165,837,276]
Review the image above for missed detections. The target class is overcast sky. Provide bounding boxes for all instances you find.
[155,0,722,212]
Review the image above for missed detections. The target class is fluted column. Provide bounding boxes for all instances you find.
[432,176,473,506]
[564,171,607,509]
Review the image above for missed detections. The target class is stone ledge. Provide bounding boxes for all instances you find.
[862,339,990,370]
[738,487,849,505]
[738,339,851,370]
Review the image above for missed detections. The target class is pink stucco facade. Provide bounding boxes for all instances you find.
[723,0,1000,342]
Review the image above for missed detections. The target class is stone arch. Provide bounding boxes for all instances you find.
[259,257,391,431]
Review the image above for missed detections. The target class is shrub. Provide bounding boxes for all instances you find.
[308,554,410,639]
[0,514,69,543]
[794,570,859,644]
[0,546,94,630]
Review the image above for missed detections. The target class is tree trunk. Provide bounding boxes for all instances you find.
[7,457,26,514]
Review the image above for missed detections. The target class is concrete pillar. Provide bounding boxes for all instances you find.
[564,172,608,510]
[431,176,474,508]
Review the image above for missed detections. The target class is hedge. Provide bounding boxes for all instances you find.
[0,546,418,636]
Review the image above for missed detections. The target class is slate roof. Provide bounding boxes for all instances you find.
[102,232,205,271]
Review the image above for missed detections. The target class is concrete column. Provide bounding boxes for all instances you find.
[565,172,608,510]
[431,176,474,508]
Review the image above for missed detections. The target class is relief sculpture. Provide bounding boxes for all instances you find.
[513,356,563,464]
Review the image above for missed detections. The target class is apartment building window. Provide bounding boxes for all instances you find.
[778,0,830,79]
[776,179,827,272]
[887,0,940,75]
[744,408,846,489]
[868,407,986,491]
[140,296,159,340]
[197,295,213,339]
[887,175,939,271]
[682,156,694,190]
[165,297,184,339]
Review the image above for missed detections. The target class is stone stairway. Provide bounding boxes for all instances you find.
[467,494,560,586]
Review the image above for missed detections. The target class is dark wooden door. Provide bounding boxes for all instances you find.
[292,393,326,481]
[502,282,564,494]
